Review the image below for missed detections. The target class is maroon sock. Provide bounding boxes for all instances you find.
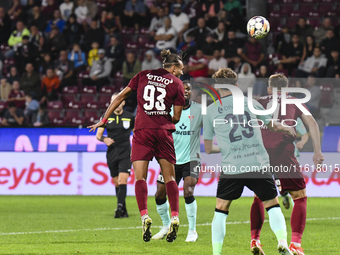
[135,180,148,217]
[291,196,307,244]
[250,197,265,240]
[165,181,179,217]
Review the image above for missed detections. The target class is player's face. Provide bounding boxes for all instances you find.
[183,83,192,101]
[111,95,125,112]
[172,61,184,78]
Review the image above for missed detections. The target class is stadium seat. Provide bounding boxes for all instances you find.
[47,101,63,110]
[78,71,90,79]
[62,86,78,94]
[126,42,138,49]
[112,78,124,88]
[318,3,336,15]
[139,27,150,34]
[307,18,321,28]
[3,58,15,69]
[50,117,66,126]
[282,0,294,3]
[114,71,124,78]
[138,34,150,48]
[299,3,316,14]
[280,4,295,16]
[144,42,155,49]
[122,35,135,45]
[268,18,282,31]
[100,86,115,94]
[301,0,316,3]
[319,84,334,108]
[85,101,102,109]
[0,44,10,55]
[290,11,302,17]
[66,116,85,127]
[79,94,96,103]
[84,110,100,119]
[65,109,80,119]
[61,94,78,104]
[48,110,61,119]
[98,94,112,105]
[269,11,280,18]
[65,101,83,109]
[81,86,97,94]
[121,28,135,34]
[286,18,299,28]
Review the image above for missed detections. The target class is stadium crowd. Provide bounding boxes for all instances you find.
[0,0,339,127]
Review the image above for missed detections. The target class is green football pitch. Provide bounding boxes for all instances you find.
[1,196,339,254]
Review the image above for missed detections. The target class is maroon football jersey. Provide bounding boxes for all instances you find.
[257,94,308,151]
[128,68,185,131]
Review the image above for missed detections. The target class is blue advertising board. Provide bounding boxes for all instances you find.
[322,126,340,152]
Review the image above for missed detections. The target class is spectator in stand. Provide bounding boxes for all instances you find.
[2,101,25,127]
[253,65,269,99]
[20,63,40,98]
[84,20,105,50]
[86,0,98,20]
[59,0,74,21]
[213,22,227,43]
[177,32,196,61]
[274,63,289,77]
[188,48,209,78]
[200,33,220,60]
[222,30,244,70]
[184,18,212,46]
[39,53,54,76]
[313,17,333,46]
[75,0,91,26]
[7,0,23,24]
[42,0,58,21]
[184,0,203,28]
[68,43,86,72]
[6,21,30,58]
[0,78,11,100]
[14,35,37,73]
[0,7,12,45]
[102,11,119,45]
[170,4,189,43]
[202,0,224,29]
[223,0,242,15]
[141,50,162,71]
[180,64,193,81]
[238,62,256,96]
[28,6,46,32]
[7,66,21,84]
[122,51,141,85]
[325,48,340,78]
[123,0,147,30]
[304,74,321,115]
[8,81,26,109]
[275,26,291,55]
[32,102,50,127]
[54,50,76,87]
[37,36,49,60]
[296,47,327,78]
[292,17,313,44]
[41,68,60,103]
[169,0,186,14]
[85,49,112,88]
[29,25,43,49]
[106,36,125,75]
[88,41,99,67]
[63,14,83,45]
[154,17,177,53]
[300,35,316,64]
[46,27,67,59]
[24,0,36,20]
[238,37,265,69]
[24,93,39,122]
[45,9,66,33]
[320,29,338,59]
[208,49,227,76]
[106,0,125,30]
[149,7,166,38]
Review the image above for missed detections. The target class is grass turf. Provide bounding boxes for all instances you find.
[0,196,339,254]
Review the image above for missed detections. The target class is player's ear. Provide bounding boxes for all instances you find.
[267,86,272,94]
[235,83,239,87]
[122,100,125,106]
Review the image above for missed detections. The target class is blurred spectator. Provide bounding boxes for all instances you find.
[2,101,25,127]
[85,49,112,88]
[222,30,243,69]
[170,4,189,42]
[29,25,43,49]
[169,0,186,14]
[0,7,12,45]
[232,56,242,73]
[222,8,246,35]
[63,14,83,45]
[184,0,203,28]
[275,26,291,55]
[88,41,99,67]
[208,49,227,76]
[238,62,255,95]
[102,11,119,44]
[177,32,196,61]
[75,0,91,26]
[154,17,177,53]
[188,49,208,78]
[41,68,60,102]
[320,29,338,59]
[304,75,321,115]
[223,0,242,15]
[200,33,219,60]
[23,0,36,20]
[86,0,98,20]
[291,17,313,44]
[7,66,21,84]
[184,18,212,46]
[8,81,26,109]
[149,7,166,37]
[213,22,227,43]
[84,20,105,50]
[28,6,46,32]
[122,52,141,85]
[42,0,59,21]
[202,0,223,29]
[123,0,147,30]
[59,0,74,21]
[32,102,49,127]
[313,18,333,46]
[39,53,54,76]
[24,93,39,122]
[8,0,23,23]
[274,63,289,77]
[106,36,125,74]
[54,50,76,87]
[46,27,67,59]
[0,78,12,101]
[14,35,37,73]
[253,65,269,99]
[296,47,327,78]
[325,49,340,78]
[45,9,66,33]
[6,21,30,58]
[180,64,193,81]
[142,50,162,71]
[106,0,125,29]
[20,63,40,98]
[68,43,86,71]
[37,36,49,59]
[300,35,316,64]
[238,37,265,69]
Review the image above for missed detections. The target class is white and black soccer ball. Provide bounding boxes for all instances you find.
[247,16,270,39]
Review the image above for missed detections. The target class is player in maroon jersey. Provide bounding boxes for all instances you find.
[88,50,185,243]
[249,74,324,255]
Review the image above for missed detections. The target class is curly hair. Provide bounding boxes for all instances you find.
[268,74,288,90]
[212,68,238,85]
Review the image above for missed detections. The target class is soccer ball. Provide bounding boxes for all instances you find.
[247,16,270,39]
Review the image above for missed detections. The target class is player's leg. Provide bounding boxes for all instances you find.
[116,172,129,218]
[183,172,198,242]
[250,194,265,253]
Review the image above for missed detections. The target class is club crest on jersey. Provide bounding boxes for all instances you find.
[123,121,130,129]
[188,115,194,121]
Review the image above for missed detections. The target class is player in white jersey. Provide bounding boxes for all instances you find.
[152,81,203,242]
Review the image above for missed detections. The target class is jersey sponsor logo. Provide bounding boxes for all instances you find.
[179,123,187,130]
[174,130,195,135]
[188,115,194,121]
[123,121,130,129]
[146,73,173,85]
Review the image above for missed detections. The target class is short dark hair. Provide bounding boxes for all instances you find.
[161,50,183,69]
[212,68,238,85]
[269,74,288,90]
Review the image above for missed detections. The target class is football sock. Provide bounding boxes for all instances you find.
[291,196,307,244]
[135,180,148,217]
[118,184,127,207]
[165,181,179,217]
[185,196,197,231]
[212,209,228,255]
[266,204,287,245]
[156,198,171,227]
[250,197,265,240]
[115,186,119,205]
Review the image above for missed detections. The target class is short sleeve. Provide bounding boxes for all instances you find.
[296,103,309,118]
[127,73,139,91]
[173,82,185,106]
[253,99,271,125]
[183,13,189,24]
[156,28,163,35]
[208,60,214,69]
[203,114,214,140]
[296,118,307,136]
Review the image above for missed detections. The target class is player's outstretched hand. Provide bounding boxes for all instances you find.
[313,151,324,170]
[285,127,296,137]
[88,121,105,132]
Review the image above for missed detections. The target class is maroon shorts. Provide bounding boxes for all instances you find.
[266,144,306,193]
[131,128,176,164]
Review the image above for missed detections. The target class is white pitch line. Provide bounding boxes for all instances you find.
[1,217,339,236]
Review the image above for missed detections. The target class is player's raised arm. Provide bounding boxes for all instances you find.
[172,105,183,124]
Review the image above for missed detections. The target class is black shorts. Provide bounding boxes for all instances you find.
[157,161,200,185]
[216,172,277,202]
[106,146,131,178]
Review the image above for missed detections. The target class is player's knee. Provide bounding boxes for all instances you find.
[183,186,195,197]
[289,189,306,200]
[155,190,166,200]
